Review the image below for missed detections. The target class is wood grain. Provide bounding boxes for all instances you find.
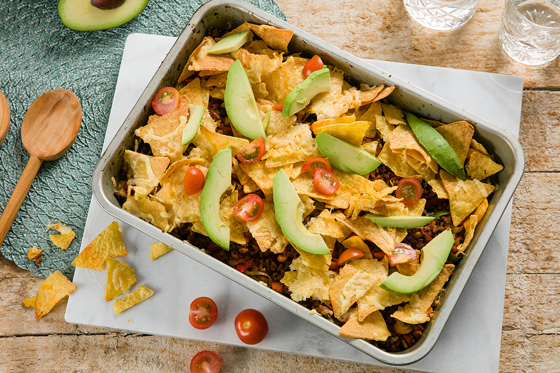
[0,90,9,147]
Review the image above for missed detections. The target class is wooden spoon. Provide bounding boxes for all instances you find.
[0,91,9,147]
[0,89,82,246]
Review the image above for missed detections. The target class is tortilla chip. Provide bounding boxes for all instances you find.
[262,56,307,103]
[381,103,406,126]
[47,223,76,250]
[307,210,345,239]
[27,246,43,260]
[466,151,504,180]
[249,24,293,52]
[435,121,474,165]
[105,257,136,301]
[341,236,373,259]
[339,311,391,341]
[361,141,379,156]
[470,138,489,155]
[377,141,418,179]
[427,179,449,199]
[358,85,385,106]
[281,257,337,302]
[113,285,154,315]
[388,124,438,173]
[179,37,234,81]
[330,264,377,319]
[357,102,383,138]
[312,121,370,146]
[373,86,395,102]
[311,115,356,132]
[151,242,173,260]
[332,213,395,255]
[244,40,279,58]
[357,283,410,322]
[35,270,77,319]
[193,125,249,158]
[306,68,354,119]
[375,113,396,140]
[246,201,289,254]
[72,222,127,271]
[293,246,332,272]
[257,99,296,135]
[124,150,170,197]
[457,198,488,254]
[205,72,228,88]
[23,296,36,308]
[264,124,320,168]
[122,195,169,231]
[391,264,454,324]
[239,162,291,196]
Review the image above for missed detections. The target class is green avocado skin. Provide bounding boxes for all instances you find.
[379,229,454,295]
[315,132,381,175]
[58,0,149,31]
[282,66,331,117]
[366,215,435,229]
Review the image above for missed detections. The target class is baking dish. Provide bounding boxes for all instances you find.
[91,0,524,365]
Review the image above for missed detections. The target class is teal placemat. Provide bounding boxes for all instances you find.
[0,0,286,278]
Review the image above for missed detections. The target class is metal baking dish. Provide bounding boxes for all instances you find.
[91,0,524,366]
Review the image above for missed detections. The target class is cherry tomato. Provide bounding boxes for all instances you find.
[372,251,386,260]
[302,55,325,77]
[184,166,206,196]
[338,248,365,266]
[272,102,284,111]
[234,309,269,345]
[233,194,264,222]
[395,177,423,206]
[189,297,218,330]
[152,87,180,115]
[313,168,340,196]
[301,157,331,174]
[387,243,418,267]
[236,259,254,274]
[190,351,221,373]
[236,137,266,165]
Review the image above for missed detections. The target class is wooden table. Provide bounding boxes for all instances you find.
[1,0,557,371]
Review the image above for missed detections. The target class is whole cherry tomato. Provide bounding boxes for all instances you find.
[236,137,266,165]
[338,248,365,266]
[301,157,331,174]
[234,309,269,345]
[190,351,221,373]
[395,177,423,206]
[303,55,325,77]
[184,166,205,196]
[189,297,218,330]
[313,168,340,196]
[152,87,180,115]
[233,194,264,222]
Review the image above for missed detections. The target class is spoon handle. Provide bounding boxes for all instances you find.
[0,155,43,247]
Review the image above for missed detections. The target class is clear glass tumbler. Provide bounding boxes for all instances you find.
[404,0,480,30]
[499,0,560,65]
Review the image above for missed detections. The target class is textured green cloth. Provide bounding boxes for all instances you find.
[0,0,286,278]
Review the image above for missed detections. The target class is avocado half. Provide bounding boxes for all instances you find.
[58,0,149,31]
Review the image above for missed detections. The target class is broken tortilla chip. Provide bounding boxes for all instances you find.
[330,264,377,320]
[246,201,289,254]
[341,236,373,259]
[151,242,173,260]
[465,151,504,180]
[456,198,488,254]
[23,296,36,308]
[105,257,136,301]
[339,311,391,341]
[47,222,76,250]
[27,246,43,260]
[35,270,77,319]
[312,121,370,146]
[381,103,406,126]
[249,23,293,52]
[72,222,127,271]
[113,285,154,315]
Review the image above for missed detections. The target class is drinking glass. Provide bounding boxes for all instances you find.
[499,0,560,65]
[404,0,480,30]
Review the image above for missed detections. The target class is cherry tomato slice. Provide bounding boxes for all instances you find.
[301,157,331,174]
[303,55,325,78]
[152,87,180,115]
[234,309,269,345]
[338,248,365,266]
[233,194,264,222]
[395,177,423,206]
[190,351,221,373]
[189,297,218,330]
[313,168,340,196]
[272,102,284,111]
[236,137,266,165]
[184,166,206,196]
[387,243,418,267]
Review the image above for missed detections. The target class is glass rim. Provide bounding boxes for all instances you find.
[506,0,560,30]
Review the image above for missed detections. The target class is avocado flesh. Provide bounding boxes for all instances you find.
[315,132,381,175]
[200,147,232,250]
[58,0,149,31]
[282,66,331,118]
[366,215,435,229]
[224,60,266,140]
[273,169,330,255]
[407,113,466,180]
[380,229,454,295]
[208,30,251,54]
[181,104,205,146]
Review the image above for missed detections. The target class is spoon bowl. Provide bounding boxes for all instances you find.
[0,89,82,246]
[0,91,9,147]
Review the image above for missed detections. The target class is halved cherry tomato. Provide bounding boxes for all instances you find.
[395,177,423,206]
[234,309,269,345]
[272,102,284,111]
[189,297,218,330]
[190,351,221,373]
[303,55,324,77]
[184,166,206,196]
[372,251,386,260]
[313,168,340,196]
[152,87,180,115]
[301,157,331,174]
[338,248,365,266]
[236,137,266,165]
[233,194,264,222]
[387,243,418,267]
[236,259,254,274]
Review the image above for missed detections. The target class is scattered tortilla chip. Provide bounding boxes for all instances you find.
[312,121,370,146]
[339,311,391,341]
[435,121,474,165]
[249,23,293,52]
[47,222,76,250]
[246,201,288,254]
[341,236,373,259]
[193,125,249,158]
[262,56,307,103]
[311,115,356,132]
[123,195,169,232]
[381,103,406,126]
[466,151,504,180]
[281,257,337,302]
[264,124,320,168]
[391,264,454,324]
[35,270,77,319]
[151,242,173,260]
[113,285,154,315]
[105,257,136,301]
[307,210,345,239]
[333,213,395,255]
[72,222,127,271]
[456,198,488,254]
[27,246,43,260]
[23,296,36,308]
[330,264,377,319]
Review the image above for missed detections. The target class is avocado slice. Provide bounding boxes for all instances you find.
[315,132,381,175]
[58,0,149,31]
[200,147,232,250]
[273,169,330,255]
[224,60,266,140]
[181,104,206,146]
[380,229,454,295]
[282,66,331,118]
[407,113,466,180]
[208,30,251,55]
[366,215,435,228]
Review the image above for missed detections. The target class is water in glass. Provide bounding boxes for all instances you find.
[404,0,480,30]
